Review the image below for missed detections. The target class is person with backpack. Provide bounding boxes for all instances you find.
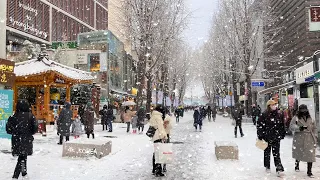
[6,99,38,180]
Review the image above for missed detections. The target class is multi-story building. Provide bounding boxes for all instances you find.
[265,0,320,85]
[1,0,108,59]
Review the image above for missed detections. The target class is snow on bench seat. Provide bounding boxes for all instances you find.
[215,141,238,160]
[62,138,112,159]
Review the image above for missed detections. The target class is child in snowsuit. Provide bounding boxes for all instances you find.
[72,116,83,139]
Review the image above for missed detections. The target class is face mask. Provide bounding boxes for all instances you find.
[271,105,277,111]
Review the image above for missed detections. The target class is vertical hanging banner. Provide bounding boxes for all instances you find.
[309,7,320,31]
[0,90,13,139]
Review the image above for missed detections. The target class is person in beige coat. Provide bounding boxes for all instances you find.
[149,106,167,177]
[290,104,318,178]
[123,106,136,133]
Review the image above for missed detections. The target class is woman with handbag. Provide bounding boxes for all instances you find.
[290,104,317,178]
[6,99,38,179]
[257,100,286,177]
[149,105,167,177]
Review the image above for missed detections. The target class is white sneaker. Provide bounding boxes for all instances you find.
[277,171,284,177]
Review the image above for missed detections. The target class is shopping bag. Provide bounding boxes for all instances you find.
[231,119,236,126]
[154,143,173,164]
[256,139,268,150]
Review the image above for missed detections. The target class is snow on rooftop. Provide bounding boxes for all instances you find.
[14,58,94,81]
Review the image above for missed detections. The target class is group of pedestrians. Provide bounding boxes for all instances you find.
[257,100,317,178]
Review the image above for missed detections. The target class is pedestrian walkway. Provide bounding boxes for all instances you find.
[0,113,320,179]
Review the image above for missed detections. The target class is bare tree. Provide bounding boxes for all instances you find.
[198,0,283,115]
[122,0,188,111]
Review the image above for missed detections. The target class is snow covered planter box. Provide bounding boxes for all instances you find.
[215,141,239,160]
[62,139,112,159]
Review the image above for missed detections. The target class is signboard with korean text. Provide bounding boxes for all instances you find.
[0,90,13,139]
[295,62,314,84]
[7,0,50,40]
[0,59,15,86]
[309,7,320,31]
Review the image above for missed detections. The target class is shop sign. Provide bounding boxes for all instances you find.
[7,0,50,40]
[309,7,320,31]
[295,62,314,84]
[0,90,13,139]
[0,59,15,86]
[54,77,65,84]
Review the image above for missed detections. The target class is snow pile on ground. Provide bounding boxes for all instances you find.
[0,113,320,179]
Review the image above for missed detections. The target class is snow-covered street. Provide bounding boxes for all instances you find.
[1,112,320,180]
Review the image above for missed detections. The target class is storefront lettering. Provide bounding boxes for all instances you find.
[9,17,48,39]
[0,65,14,72]
[55,78,65,84]
[1,74,7,83]
[19,1,38,16]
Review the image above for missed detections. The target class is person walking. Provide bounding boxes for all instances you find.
[149,105,167,177]
[72,115,83,139]
[84,105,95,139]
[6,99,38,180]
[99,105,107,131]
[57,102,73,145]
[106,105,114,132]
[194,107,202,132]
[137,107,146,134]
[290,104,317,178]
[207,106,212,122]
[123,106,136,133]
[212,107,217,122]
[232,103,244,138]
[175,108,181,123]
[252,104,259,126]
[257,100,286,177]
[162,108,173,173]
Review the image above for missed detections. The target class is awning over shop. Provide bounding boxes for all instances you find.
[258,81,296,95]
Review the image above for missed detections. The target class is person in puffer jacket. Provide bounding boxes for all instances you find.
[149,105,167,177]
[72,115,83,139]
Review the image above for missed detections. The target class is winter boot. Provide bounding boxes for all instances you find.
[307,162,314,178]
[295,160,300,172]
[276,170,284,177]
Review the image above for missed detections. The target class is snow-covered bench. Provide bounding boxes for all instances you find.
[62,139,112,159]
[215,141,238,160]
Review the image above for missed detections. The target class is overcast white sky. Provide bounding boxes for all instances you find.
[184,0,218,98]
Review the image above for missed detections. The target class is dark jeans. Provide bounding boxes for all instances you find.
[59,135,70,144]
[234,123,244,136]
[153,139,163,174]
[176,116,179,123]
[13,155,27,179]
[126,122,131,132]
[138,125,144,132]
[102,124,106,131]
[252,116,257,125]
[194,123,202,130]
[107,120,113,132]
[208,113,212,121]
[264,140,284,171]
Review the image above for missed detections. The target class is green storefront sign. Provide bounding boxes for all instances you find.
[0,90,13,139]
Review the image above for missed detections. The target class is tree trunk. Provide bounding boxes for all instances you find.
[245,69,252,117]
[146,73,153,113]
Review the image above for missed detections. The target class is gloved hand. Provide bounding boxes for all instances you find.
[299,126,307,131]
[57,132,60,136]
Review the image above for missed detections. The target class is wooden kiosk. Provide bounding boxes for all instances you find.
[13,58,94,123]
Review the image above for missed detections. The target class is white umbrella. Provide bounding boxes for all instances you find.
[122,101,136,106]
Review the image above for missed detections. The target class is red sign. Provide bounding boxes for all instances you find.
[310,7,320,22]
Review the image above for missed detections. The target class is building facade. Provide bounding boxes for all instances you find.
[2,0,108,60]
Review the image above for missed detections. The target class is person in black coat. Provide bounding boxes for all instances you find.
[99,105,108,131]
[6,99,38,179]
[207,106,212,121]
[257,100,286,176]
[232,103,244,138]
[105,105,114,132]
[212,107,217,122]
[137,107,146,133]
[194,107,202,131]
[57,102,73,145]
